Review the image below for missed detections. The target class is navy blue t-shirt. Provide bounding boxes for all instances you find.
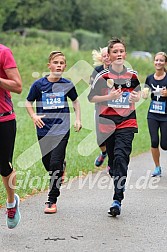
[27,76,78,136]
[145,73,167,121]
[89,65,104,86]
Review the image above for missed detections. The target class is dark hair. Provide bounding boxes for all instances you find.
[107,37,126,53]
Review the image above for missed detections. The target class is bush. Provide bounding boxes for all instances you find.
[0,31,48,47]
[25,28,72,48]
[1,28,109,50]
[0,32,23,47]
[1,29,72,48]
[73,29,106,50]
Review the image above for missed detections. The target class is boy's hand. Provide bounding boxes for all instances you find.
[74,120,82,132]
[129,90,140,103]
[31,113,45,128]
[108,87,122,100]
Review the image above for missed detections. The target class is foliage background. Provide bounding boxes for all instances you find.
[0,0,167,52]
[0,0,165,204]
[0,43,154,205]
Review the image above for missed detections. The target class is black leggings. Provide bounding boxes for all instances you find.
[0,120,16,176]
[148,118,167,150]
[38,132,69,203]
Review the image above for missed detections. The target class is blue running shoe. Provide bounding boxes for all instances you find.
[108,200,121,217]
[94,152,107,167]
[6,194,21,229]
[151,166,161,177]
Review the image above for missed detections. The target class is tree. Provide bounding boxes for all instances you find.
[1,0,167,52]
[0,0,19,31]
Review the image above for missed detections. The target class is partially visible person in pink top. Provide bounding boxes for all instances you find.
[0,44,22,229]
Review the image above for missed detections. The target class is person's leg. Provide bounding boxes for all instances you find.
[48,133,69,204]
[151,147,160,167]
[105,132,115,177]
[38,135,56,213]
[94,141,107,167]
[107,130,134,216]
[38,132,69,213]
[0,120,20,228]
[0,120,16,203]
[112,130,134,202]
[99,144,106,153]
[159,121,167,151]
[94,108,107,167]
[148,118,161,176]
[2,171,16,203]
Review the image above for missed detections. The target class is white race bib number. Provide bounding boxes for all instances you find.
[42,92,64,109]
[108,92,130,108]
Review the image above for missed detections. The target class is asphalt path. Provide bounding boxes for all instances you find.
[0,150,167,252]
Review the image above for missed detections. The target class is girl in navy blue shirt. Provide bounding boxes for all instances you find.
[142,52,167,177]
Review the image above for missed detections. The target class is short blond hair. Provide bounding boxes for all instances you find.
[48,51,66,63]
[92,47,108,66]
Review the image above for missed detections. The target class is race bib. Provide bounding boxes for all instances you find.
[108,92,130,108]
[149,100,166,114]
[42,92,65,109]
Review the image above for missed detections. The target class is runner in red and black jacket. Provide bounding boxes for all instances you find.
[88,37,141,217]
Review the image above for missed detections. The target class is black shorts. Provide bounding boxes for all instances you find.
[0,119,16,176]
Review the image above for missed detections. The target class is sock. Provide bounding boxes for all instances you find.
[102,151,107,156]
[7,199,16,209]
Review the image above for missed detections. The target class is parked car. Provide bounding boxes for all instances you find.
[130,51,153,61]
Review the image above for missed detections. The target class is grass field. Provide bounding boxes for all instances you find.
[0,43,154,206]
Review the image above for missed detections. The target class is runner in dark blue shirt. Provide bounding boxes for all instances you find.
[142,51,167,177]
[26,51,82,214]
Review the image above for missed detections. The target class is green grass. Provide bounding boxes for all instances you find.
[132,98,150,156]
[0,43,153,206]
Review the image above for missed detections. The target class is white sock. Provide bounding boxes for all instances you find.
[7,199,16,209]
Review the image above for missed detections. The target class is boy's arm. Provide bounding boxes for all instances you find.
[88,87,123,103]
[25,100,45,129]
[72,98,82,132]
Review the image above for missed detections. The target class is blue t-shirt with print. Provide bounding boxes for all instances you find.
[27,76,78,136]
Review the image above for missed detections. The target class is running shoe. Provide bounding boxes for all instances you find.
[108,200,121,217]
[94,153,107,167]
[44,202,57,214]
[151,166,161,177]
[6,193,21,229]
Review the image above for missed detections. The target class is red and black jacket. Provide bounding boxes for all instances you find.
[88,66,141,133]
